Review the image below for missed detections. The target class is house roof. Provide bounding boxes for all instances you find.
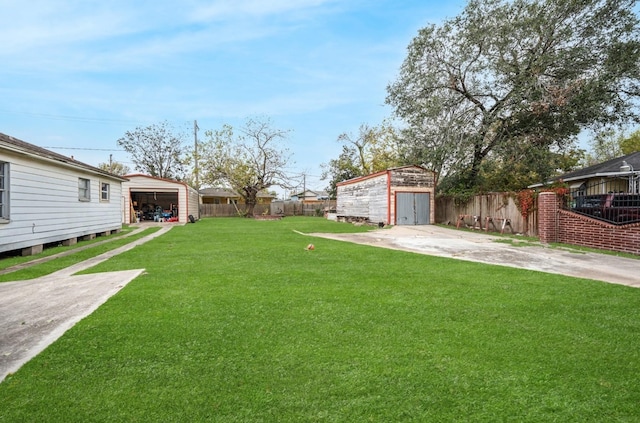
[0,132,128,182]
[292,189,329,198]
[199,187,240,197]
[530,151,640,187]
[199,187,274,198]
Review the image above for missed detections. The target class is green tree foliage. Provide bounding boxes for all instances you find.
[97,161,130,176]
[321,122,404,197]
[582,128,640,166]
[583,128,624,166]
[117,121,186,179]
[321,145,362,199]
[387,0,640,194]
[200,117,291,216]
[620,129,640,154]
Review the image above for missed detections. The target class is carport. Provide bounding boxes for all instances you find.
[130,190,179,221]
[122,174,200,223]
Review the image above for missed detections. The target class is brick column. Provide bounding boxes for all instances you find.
[538,191,558,243]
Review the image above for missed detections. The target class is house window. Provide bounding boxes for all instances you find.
[0,161,8,220]
[78,178,91,201]
[101,182,110,201]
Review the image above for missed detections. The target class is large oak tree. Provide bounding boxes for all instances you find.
[387,0,640,193]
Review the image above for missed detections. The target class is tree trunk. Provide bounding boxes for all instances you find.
[244,188,258,217]
[246,201,256,217]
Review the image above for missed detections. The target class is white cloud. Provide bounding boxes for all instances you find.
[189,0,340,21]
[0,0,347,74]
[0,0,464,179]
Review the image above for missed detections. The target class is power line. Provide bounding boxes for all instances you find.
[0,109,144,125]
[42,146,125,152]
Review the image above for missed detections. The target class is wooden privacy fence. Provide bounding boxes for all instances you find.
[436,193,537,236]
[199,203,260,217]
[199,201,336,218]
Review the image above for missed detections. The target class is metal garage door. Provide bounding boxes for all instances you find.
[396,192,430,225]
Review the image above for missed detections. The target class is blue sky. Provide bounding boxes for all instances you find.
[0,0,467,196]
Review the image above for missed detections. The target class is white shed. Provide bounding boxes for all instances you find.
[122,174,200,224]
[0,133,127,255]
[336,165,436,225]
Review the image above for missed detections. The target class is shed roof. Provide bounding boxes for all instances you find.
[336,165,434,186]
[0,132,127,182]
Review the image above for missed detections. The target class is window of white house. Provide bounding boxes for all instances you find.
[78,178,91,201]
[101,182,110,201]
[0,162,8,220]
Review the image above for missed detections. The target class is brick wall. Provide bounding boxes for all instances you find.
[538,192,640,255]
[538,192,559,243]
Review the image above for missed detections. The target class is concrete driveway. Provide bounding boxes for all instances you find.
[309,225,640,288]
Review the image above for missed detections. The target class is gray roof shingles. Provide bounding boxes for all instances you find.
[0,132,127,181]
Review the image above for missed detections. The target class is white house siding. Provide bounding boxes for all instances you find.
[122,175,199,224]
[0,148,124,254]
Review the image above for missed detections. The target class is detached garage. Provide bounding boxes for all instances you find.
[122,174,200,223]
[336,165,436,225]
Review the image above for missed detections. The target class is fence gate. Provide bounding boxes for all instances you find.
[396,192,430,225]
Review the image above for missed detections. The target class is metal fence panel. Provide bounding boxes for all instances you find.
[200,201,337,218]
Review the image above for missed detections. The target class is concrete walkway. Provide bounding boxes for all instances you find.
[0,225,173,383]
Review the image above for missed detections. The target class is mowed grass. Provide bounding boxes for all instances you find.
[0,226,161,282]
[0,225,135,270]
[1,217,639,422]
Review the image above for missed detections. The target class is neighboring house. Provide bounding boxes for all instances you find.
[337,165,436,225]
[200,188,275,205]
[290,190,330,201]
[0,132,127,256]
[122,174,200,223]
[532,152,640,194]
[531,152,640,224]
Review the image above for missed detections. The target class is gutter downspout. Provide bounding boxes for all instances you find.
[387,170,392,224]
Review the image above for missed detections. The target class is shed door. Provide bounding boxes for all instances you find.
[396,193,430,225]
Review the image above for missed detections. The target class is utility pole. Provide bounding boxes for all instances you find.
[194,120,199,191]
[302,173,307,212]
[109,154,113,173]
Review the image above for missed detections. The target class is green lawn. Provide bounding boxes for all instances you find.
[1,217,639,422]
[0,226,161,282]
